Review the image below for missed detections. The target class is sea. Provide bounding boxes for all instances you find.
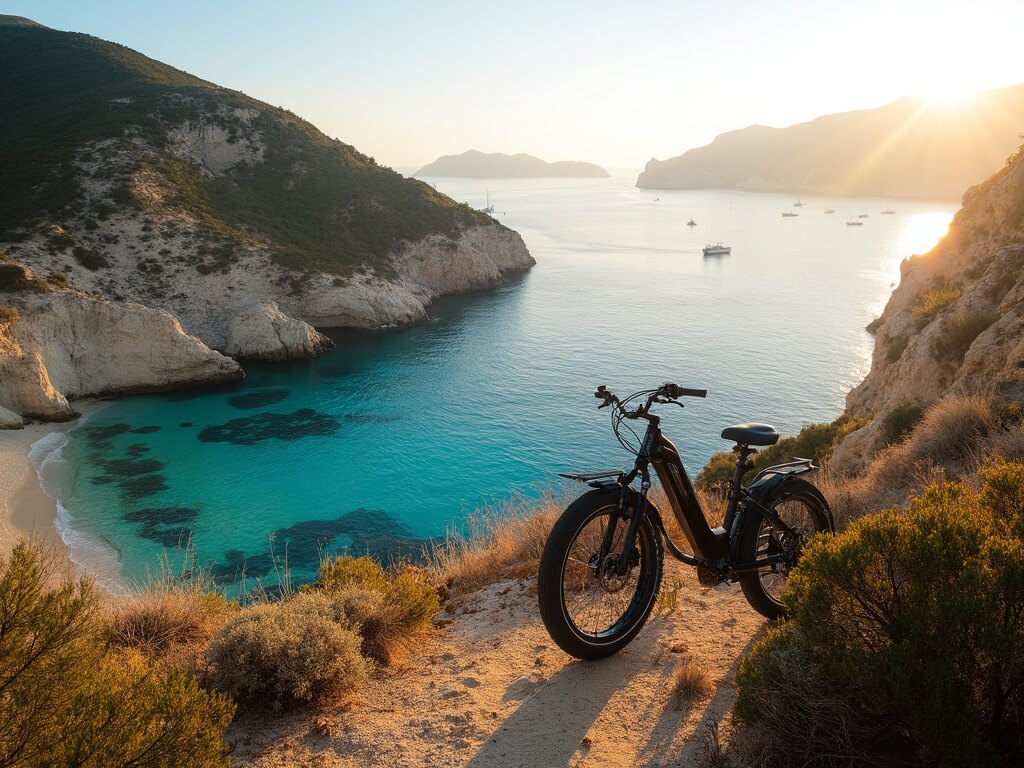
[32,172,957,590]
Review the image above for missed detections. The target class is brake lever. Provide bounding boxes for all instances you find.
[597,401,611,409]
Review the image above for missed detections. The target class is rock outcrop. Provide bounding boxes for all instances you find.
[833,145,1024,469]
[225,303,333,361]
[0,291,242,422]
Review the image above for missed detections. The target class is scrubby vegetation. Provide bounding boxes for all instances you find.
[935,309,999,359]
[0,541,234,767]
[0,254,50,293]
[0,305,18,327]
[695,414,869,488]
[0,24,488,276]
[735,462,1024,767]
[206,592,369,711]
[911,282,961,324]
[880,402,925,444]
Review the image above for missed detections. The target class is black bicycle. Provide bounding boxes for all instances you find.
[537,383,833,660]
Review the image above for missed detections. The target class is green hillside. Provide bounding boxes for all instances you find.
[0,22,486,275]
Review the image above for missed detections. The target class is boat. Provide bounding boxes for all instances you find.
[846,218,863,226]
[687,218,697,227]
[858,211,869,218]
[782,211,799,217]
[702,243,731,256]
[793,200,804,207]
[479,190,495,215]
[881,202,896,214]
[824,208,835,214]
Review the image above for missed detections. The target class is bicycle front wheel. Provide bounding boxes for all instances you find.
[537,489,663,660]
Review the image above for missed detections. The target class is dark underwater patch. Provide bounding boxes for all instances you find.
[131,425,161,434]
[125,507,199,549]
[343,413,401,424]
[83,423,132,447]
[103,458,163,477]
[210,508,427,584]
[179,422,193,428]
[119,474,169,499]
[197,408,340,446]
[227,389,289,410]
[125,443,149,458]
[90,475,114,485]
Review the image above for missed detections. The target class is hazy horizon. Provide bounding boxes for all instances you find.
[4,0,1024,169]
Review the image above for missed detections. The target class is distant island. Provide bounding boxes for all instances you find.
[637,83,1024,199]
[416,150,609,178]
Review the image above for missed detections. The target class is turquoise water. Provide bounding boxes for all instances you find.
[37,174,957,588]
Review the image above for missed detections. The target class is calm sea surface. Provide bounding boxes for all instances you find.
[36,173,956,588]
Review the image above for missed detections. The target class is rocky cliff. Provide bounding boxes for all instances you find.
[0,20,534,424]
[0,273,241,424]
[637,84,1024,199]
[833,143,1024,467]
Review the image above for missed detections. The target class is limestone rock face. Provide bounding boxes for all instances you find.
[225,303,334,361]
[832,149,1024,470]
[297,223,535,329]
[0,292,242,424]
[0,405,22,429]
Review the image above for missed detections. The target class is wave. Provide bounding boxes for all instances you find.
[29,408,126,593]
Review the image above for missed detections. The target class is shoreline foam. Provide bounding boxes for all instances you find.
[0,400,124,590]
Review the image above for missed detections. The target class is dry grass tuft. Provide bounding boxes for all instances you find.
[671,658,714,709]
[107,553,235,669]
[904,394,994,464]
[426,494,562,596]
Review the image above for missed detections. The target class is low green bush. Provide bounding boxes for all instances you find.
[935,309,999,360]
[880,403,925,444]
[73,245,110,271]
[696,414,870,488]
[736,463,1024,767]
[311,555,439,665]
[205,591,369,710]
[0,541,234,767]
[884,333,908,363]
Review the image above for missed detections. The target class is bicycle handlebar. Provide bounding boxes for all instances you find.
[594,383,707,416]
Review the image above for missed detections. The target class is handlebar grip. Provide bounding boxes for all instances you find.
[679,387,707,398]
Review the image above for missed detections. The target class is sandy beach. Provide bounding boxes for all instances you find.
[0,401,121,585]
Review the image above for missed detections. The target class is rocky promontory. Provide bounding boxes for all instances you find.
[0,20,535,424]
[416,150,609,178]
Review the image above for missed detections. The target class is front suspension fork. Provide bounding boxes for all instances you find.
[611,471,650,576]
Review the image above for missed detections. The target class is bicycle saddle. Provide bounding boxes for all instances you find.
[721,423,780,446]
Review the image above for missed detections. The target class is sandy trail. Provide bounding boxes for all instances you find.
[230,559,766,768]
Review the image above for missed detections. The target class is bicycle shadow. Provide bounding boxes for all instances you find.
[635,627,768,765]
[465,620,670,768]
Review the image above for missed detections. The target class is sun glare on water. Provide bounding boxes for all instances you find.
[898,211,954,258]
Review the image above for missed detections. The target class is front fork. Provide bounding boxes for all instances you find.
[599,469,650,577]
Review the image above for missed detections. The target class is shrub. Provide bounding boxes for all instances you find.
[880,403,924,444]
[935,310,999,360]
[736,464,1024,767]
[905,394,993,463]
[47,270,69,286]
[884,333,908,363]
[205,591,369,710]
[0,260,49,293]
[73,245,110,270]
[0,540,233,767]
[311,556,439,665]
[911,282,961,323]
[0,305,18,327]
[696,415,870,488]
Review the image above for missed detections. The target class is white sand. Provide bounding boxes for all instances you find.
[0,402,122,588]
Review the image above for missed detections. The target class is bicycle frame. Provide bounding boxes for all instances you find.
[565,410,815,579]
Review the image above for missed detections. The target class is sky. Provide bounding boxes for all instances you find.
[6,0,1024,169]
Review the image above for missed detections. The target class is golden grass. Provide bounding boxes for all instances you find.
[107,551,235,669]
[911,283,961,321]
[671,658,714,709]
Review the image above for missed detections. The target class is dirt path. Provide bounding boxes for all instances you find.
[229,561,766,768]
